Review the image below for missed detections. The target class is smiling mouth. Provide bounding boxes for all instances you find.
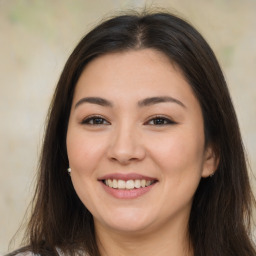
[103,179,157,190]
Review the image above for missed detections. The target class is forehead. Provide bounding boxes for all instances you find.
[73,49,197,107]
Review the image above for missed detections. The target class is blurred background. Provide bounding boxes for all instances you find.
[0,0,256,254]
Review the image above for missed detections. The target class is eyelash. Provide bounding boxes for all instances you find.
[145,115,176,126]
[81,115,110,125]
[81,115,176,126]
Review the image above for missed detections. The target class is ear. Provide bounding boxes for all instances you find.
[201,144,219,178]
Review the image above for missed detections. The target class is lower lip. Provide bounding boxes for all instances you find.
[101,182,156,199]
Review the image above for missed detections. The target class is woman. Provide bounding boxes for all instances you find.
[9,11,255,256]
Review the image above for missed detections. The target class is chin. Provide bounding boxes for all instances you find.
[95,209,155,233]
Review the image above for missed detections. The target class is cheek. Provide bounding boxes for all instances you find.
[66,129,107,210]
[150,129,205,213]
[66,129,107,176]
[149,127,205,179]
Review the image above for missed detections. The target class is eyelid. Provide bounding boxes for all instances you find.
[81,115,111,125]
[144,115,177,125]
[80,114,176,126]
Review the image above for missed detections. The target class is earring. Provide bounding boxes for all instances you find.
[67,167,71,175]
[209,172,214,178]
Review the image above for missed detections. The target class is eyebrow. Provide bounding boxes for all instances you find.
[74,96,186,109]
[75,97,113,108]
[138,96,186,108]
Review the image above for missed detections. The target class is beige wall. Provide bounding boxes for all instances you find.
[1,0,256,254]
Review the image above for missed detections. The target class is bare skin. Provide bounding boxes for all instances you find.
[66,49,217,256]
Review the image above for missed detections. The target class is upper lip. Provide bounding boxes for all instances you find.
[98,173,157,181]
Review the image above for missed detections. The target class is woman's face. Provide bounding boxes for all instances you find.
[66,49,216,235]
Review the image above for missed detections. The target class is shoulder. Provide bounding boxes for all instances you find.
[7,252,40,256]
[6,248,88,256]
[6,252,39,256]
[15,253,37,256]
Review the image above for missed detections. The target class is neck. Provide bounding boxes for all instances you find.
[95,217,193,256]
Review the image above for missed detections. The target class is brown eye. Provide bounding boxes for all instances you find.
[82,116,110,125]
[146,116,176,126]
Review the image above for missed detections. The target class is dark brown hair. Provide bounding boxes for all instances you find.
[10,11,255,256]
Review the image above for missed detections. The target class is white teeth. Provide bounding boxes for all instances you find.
[104,179,154,189]
[113,179,118,188]
[107,179,113,188]
[134,179,141,188]
[117,180,126,189]
[126,180,135,189]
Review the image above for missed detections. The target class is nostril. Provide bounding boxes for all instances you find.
[107,134,146,164]
[109,156,137,165]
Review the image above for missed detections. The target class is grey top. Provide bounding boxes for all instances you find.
[13,249,88,256]
[15,254,35,256]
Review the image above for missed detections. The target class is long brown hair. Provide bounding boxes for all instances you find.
[10,11,256,256]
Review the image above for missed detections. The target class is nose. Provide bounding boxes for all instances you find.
[107,124,146,165]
